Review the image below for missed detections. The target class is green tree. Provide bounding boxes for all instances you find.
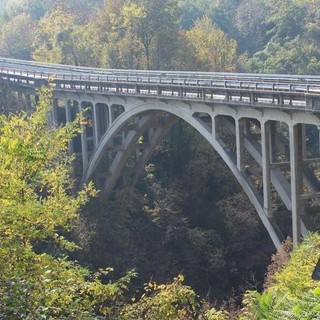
[5,0,55,19]
[120,275,200,319]
[32,5,79,64]
[233,0,269,54]
[239,233,320,320]
[0,13,36,59]
[0,88,133,318]
[186,17,237,72]
[100,0,181,69]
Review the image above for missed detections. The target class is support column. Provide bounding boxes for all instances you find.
[65,100,72,123]
[301,124,307,160]
[270,121,278,162]
[65,100,74,154]
[212,115,217,139]
[244,118,251,136]
[105,105,110,131]
[236,118,245,171]
[301,124,306,217]
[261,121,272,218]
[93,103,99,148]
[52,99,59,127]
[289,123,304,245]
[80,104,89,173]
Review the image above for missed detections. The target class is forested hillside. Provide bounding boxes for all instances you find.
[0,0,320,318]
[1,0,320,73]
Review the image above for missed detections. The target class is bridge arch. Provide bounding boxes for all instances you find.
[82,99,283,248]
[3,57,320,249]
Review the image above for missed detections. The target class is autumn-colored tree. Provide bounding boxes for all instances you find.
[186,17,237,72]
[32,5,78,64]
[233,0,269,54]
[239,233,320,319]
[0,88,134,318]
[100,0,181,69]
[0,13,36,59]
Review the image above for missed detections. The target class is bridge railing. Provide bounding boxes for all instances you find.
[2,56,320,85]
[1,57,320,110]
[1,68,319,96]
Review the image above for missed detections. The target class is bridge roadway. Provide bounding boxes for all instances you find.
[1,57,320,249]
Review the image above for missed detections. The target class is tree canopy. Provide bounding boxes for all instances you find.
[1,0,320,318]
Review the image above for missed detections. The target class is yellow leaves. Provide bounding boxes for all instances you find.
[0,13,36,59]
[122,3,146,28]
[121,275,199,319]
[186,16,237,72]
[239,233,320,319]
[0,87,94,248]
[32,4,79,63]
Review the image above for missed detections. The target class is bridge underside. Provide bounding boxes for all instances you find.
[6,88,320,249]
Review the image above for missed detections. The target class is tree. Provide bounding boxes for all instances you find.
[4,0,55,19]
[32,5,79,64]
[100,0,182,70]
[239,233,320,319]
[0,13,36,59]
[186,16,237,71]
[265,0,307,44]
[233,0,270,54]
[0,88,133,318]
[131,0,181,69]
[120,275,200,319]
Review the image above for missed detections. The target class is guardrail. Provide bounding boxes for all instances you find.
[1,57,320,111]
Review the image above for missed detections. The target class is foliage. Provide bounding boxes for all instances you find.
[32,4,79,64]
[239,233,320,319]
[0,88,134,318]
[120,275,200,319]
[2,0,320,317]
[98,0,182,69]
[233,0,269,54]
[186,17,237,72]
[0,13,36,59]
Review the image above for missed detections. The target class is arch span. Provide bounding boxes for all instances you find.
[82,100,283,248]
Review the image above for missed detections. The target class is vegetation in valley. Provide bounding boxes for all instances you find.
[0,0,320,318]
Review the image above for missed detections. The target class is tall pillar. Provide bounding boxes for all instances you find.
[52,99,59,127]
[109,105,112,126]
[289,123,304,245]
[301,124,307,160]
[93,103,99,148]
[212,115,217,139]
[236,118,245,171]
[65,100,72,123]
[261,121,272,218]
[80,103,89,173]
[269,121,278,162]
[65,100,74,154]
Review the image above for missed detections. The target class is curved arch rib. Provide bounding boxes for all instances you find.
[82,102,283,248]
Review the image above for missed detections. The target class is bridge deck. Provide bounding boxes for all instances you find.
[1,57,320,112]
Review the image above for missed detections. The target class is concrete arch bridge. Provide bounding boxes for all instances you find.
[1,57,320,248]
